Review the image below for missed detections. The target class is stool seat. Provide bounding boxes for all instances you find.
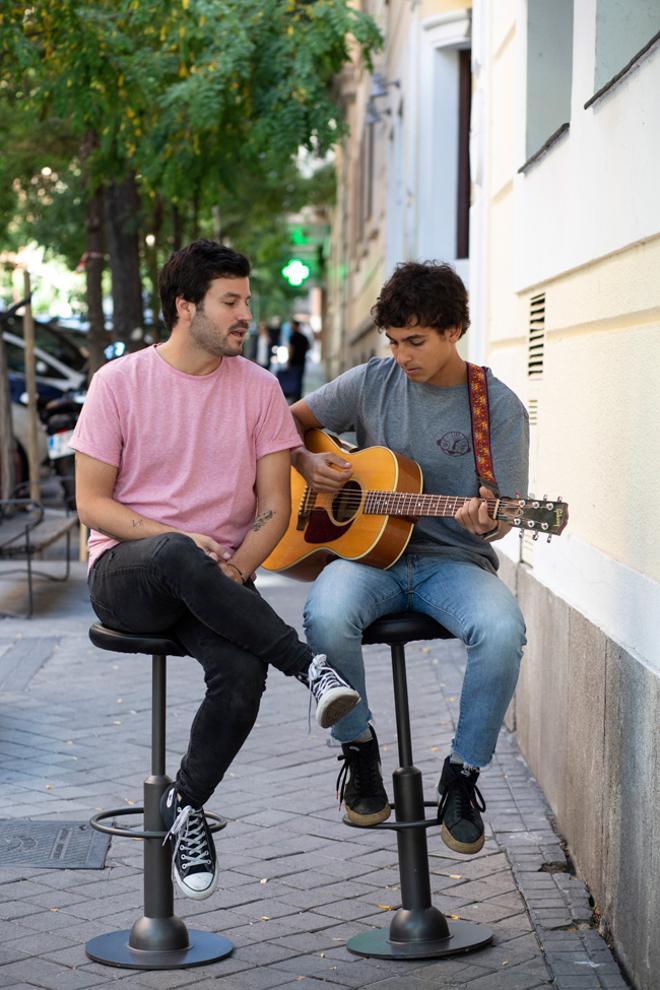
[363,611,453,646]
[89,622,188,658]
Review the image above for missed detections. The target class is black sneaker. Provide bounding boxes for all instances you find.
[302,655,360,729]
[160,785,219,899]
[336,727,391,826]
[437,756,486,855]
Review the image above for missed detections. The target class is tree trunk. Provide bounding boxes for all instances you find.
[171,204,183,251]
[85,187,108,375]
[105,174,144,342]
[146,198,164,342]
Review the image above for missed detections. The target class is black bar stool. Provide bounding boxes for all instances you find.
[84,623,233,970]
[345,611,493,960]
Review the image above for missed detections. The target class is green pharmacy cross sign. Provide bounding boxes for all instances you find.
[281,258,311,287]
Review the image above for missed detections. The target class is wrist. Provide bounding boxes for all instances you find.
[481,522,499,541]
[225,561,245,582]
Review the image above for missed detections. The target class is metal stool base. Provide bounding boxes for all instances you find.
[85,929,233,970]
[347,920,493,960]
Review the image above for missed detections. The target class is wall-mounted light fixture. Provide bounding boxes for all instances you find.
[366,72,400,124]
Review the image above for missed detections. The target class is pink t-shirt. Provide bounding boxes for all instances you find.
[70,345,301,569]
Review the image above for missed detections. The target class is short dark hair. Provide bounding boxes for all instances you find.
[159,239,250,331]
[371,261,470,338]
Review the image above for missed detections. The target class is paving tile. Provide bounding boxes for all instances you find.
[0,575,625,990]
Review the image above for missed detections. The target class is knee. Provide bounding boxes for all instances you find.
[475,606,526,658]
[152,532,202,575]
[303,595,355,647]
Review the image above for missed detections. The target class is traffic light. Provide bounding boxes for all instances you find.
[281,258,311,287]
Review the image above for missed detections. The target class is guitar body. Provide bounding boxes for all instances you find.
[263,431,423,581]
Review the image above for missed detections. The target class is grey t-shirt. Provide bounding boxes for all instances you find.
[304,358,529,573]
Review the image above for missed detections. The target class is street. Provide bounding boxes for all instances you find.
[0,556,626,989]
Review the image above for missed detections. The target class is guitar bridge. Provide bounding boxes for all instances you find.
[296,486,317,530]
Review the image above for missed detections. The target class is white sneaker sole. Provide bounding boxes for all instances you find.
[316,687,360,729]
[173,863,219,900]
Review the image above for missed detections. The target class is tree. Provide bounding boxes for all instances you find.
[1,1,380,341]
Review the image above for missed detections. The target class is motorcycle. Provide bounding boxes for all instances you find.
[42,390,85,509]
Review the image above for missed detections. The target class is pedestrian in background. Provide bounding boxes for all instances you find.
[287,318,311,401]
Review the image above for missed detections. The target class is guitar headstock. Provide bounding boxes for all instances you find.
[496,496,568,540]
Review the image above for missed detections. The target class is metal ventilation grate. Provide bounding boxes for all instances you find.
[528,293,545,377]
[527,396,539,426]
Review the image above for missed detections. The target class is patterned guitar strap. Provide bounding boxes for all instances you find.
[466,362,498,495]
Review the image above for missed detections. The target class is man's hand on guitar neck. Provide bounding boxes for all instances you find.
[292,446,353,493]
[454,485,511,542]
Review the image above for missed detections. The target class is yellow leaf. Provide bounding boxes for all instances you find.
[260,915,270,921]
[449,873,462,879]
[377,904,392,911]
[45,784,53,790]
[449,914,461,920]
[49,907,59,912]
[182,0,189,7]
[431,746,439,752]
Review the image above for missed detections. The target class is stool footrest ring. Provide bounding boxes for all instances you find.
[342,800,438,831]
[90,806,227,840]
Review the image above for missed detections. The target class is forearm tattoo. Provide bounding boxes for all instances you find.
[131,518,144,529]
[252,510,274,532]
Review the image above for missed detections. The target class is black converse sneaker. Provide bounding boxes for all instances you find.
[437,756,486,855]
[302,655,360,729]
[336,727,391,826]
[160,785,219,899]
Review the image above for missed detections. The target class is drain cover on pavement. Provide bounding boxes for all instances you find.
[0,820,110,869]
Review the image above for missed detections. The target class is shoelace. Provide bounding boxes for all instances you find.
[437,773,486,823]
[162,805,212,869]
[304,655,331,733]
[335,744,381,806]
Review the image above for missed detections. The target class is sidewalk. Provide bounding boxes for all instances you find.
[0,562,629,989]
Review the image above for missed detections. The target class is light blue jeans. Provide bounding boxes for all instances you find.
[303,554,526,767]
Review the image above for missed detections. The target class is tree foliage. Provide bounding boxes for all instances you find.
[0,0,380,325]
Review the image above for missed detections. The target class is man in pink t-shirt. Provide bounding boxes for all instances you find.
[71,240,359,901]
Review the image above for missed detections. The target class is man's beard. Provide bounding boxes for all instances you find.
[190,310,247,357]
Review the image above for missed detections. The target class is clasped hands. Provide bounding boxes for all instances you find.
[186,532,245,583]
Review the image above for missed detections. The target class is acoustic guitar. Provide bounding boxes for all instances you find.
[263,430,568,581]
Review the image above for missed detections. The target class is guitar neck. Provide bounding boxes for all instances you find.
[364,491,500,518]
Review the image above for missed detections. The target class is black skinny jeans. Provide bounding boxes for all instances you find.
[89,533,314,807]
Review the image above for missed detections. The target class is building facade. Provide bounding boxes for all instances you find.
[325,0,473,376]
[328,2,660,987]
[470,4,660,987]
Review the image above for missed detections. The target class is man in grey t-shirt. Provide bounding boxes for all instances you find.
[290,261,528,856]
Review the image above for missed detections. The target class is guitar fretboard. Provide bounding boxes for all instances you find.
[363,492,500,517]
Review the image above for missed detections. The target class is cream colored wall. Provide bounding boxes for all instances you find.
[421,0,471,16]
[481,0,660,584]
[536,239,660,581]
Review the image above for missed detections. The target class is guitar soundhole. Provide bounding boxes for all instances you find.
[332,481,362,522]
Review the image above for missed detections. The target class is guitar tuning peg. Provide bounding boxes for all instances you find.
[557,496,562,502]
[542,493,547,500]
[547,535,552,543]
[533,532,539,541]
[514,490,520,498]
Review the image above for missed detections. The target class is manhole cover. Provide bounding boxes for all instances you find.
[0,820,110,869]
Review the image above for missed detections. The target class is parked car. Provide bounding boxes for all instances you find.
[2,314,87,495]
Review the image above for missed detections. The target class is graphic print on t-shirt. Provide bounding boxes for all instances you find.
[437,431,471,457]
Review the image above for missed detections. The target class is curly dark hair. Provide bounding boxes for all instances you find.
[371,261,470,338]
[159,239,250,331]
